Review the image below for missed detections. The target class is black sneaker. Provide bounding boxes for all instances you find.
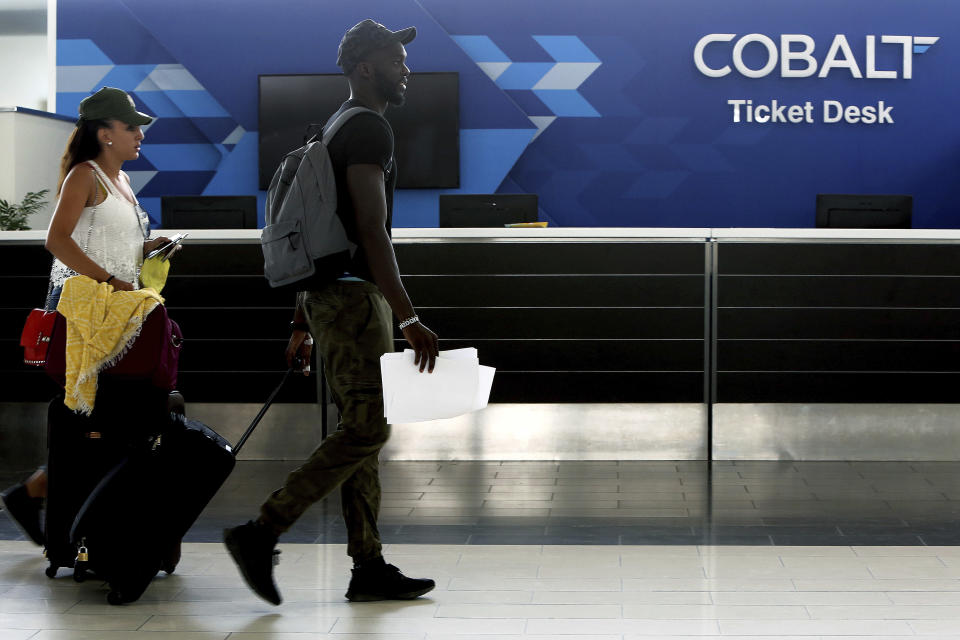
[345,561,436,602]
[1,483,44,546]
[223,521,282,605]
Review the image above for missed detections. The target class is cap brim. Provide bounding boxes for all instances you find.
[394,26,416,45]
[117,110,154,126]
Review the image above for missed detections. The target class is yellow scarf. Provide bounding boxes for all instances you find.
[56,276,164,415]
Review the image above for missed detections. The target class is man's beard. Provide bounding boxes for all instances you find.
[375,69,406,106]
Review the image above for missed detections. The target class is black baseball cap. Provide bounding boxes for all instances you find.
[78,87,154,126]
[337,19,416,73]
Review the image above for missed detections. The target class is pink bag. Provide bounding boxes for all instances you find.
[44,305,183,391]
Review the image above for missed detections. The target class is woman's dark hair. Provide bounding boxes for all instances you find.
[57,118,111,194]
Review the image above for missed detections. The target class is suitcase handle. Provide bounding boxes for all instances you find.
[233,365,296,455]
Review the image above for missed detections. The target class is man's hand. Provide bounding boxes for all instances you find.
[402,322,439,373]
[286,330,313,376]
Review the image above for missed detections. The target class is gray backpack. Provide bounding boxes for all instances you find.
[260,106,373,288]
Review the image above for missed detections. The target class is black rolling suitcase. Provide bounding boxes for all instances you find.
[44,383,183,578]
[70,367,295,604]
[44,381,183,578]
[44,394,124,575]
[44,380,183,578]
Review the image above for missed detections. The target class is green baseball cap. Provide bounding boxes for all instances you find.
[78,87,154,126]
[337,19,416,73]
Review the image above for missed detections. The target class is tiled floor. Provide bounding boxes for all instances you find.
[2,460,960,638]
[4,542,960,638]
[193,460,960,546]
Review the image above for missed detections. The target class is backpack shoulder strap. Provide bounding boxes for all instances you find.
[321,106,378,145]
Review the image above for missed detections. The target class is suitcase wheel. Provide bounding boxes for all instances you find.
[44,555,75,577]
[107,590,125,606]
[161,541,182,575]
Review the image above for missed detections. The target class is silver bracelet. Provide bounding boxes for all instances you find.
[398,315,419,330]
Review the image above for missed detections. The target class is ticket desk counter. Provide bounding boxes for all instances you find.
[2,227,960,463]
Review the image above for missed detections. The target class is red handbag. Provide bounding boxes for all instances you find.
[20,309,59,365]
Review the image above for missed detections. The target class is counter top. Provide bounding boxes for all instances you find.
[709,227,960,241]
[5,227,960,244]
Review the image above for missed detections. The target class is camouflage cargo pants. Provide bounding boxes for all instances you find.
[259,280,393,562]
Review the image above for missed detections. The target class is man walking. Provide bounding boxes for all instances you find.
[224,19,439,605]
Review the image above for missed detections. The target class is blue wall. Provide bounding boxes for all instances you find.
[57,0,960,228]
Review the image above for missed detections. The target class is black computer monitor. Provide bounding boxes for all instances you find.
[815,194,913,229]
[438,194,538,228]
[160,196,257,229]
[259,73,460,190]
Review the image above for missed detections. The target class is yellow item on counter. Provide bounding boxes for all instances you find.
[504,221,548,228]
[140,254,171,293]
[56,275,164,415]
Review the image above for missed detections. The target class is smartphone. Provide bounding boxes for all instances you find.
[145,233,188,261]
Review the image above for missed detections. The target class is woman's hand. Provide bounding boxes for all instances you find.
[110,278,136,292]
[143,236,182,260]
[143,236,172,257]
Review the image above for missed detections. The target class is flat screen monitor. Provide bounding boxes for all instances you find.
[439,194,538,228]
[258,72,459,190]
[161,195,257,229]
[815,194,913,228]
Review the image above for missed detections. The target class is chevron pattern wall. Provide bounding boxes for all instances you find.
[57,38,245,226]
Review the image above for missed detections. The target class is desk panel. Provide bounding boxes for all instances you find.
[716,242,960,404]
[0,239,707,406]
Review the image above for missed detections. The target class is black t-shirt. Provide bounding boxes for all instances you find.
[308,99,396,285]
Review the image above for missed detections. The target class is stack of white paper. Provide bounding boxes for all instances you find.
[380,347,495,423]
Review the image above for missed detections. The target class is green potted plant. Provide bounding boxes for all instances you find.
[0,190,49,230]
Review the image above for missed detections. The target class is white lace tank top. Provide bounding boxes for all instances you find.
[49,161,147,290]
